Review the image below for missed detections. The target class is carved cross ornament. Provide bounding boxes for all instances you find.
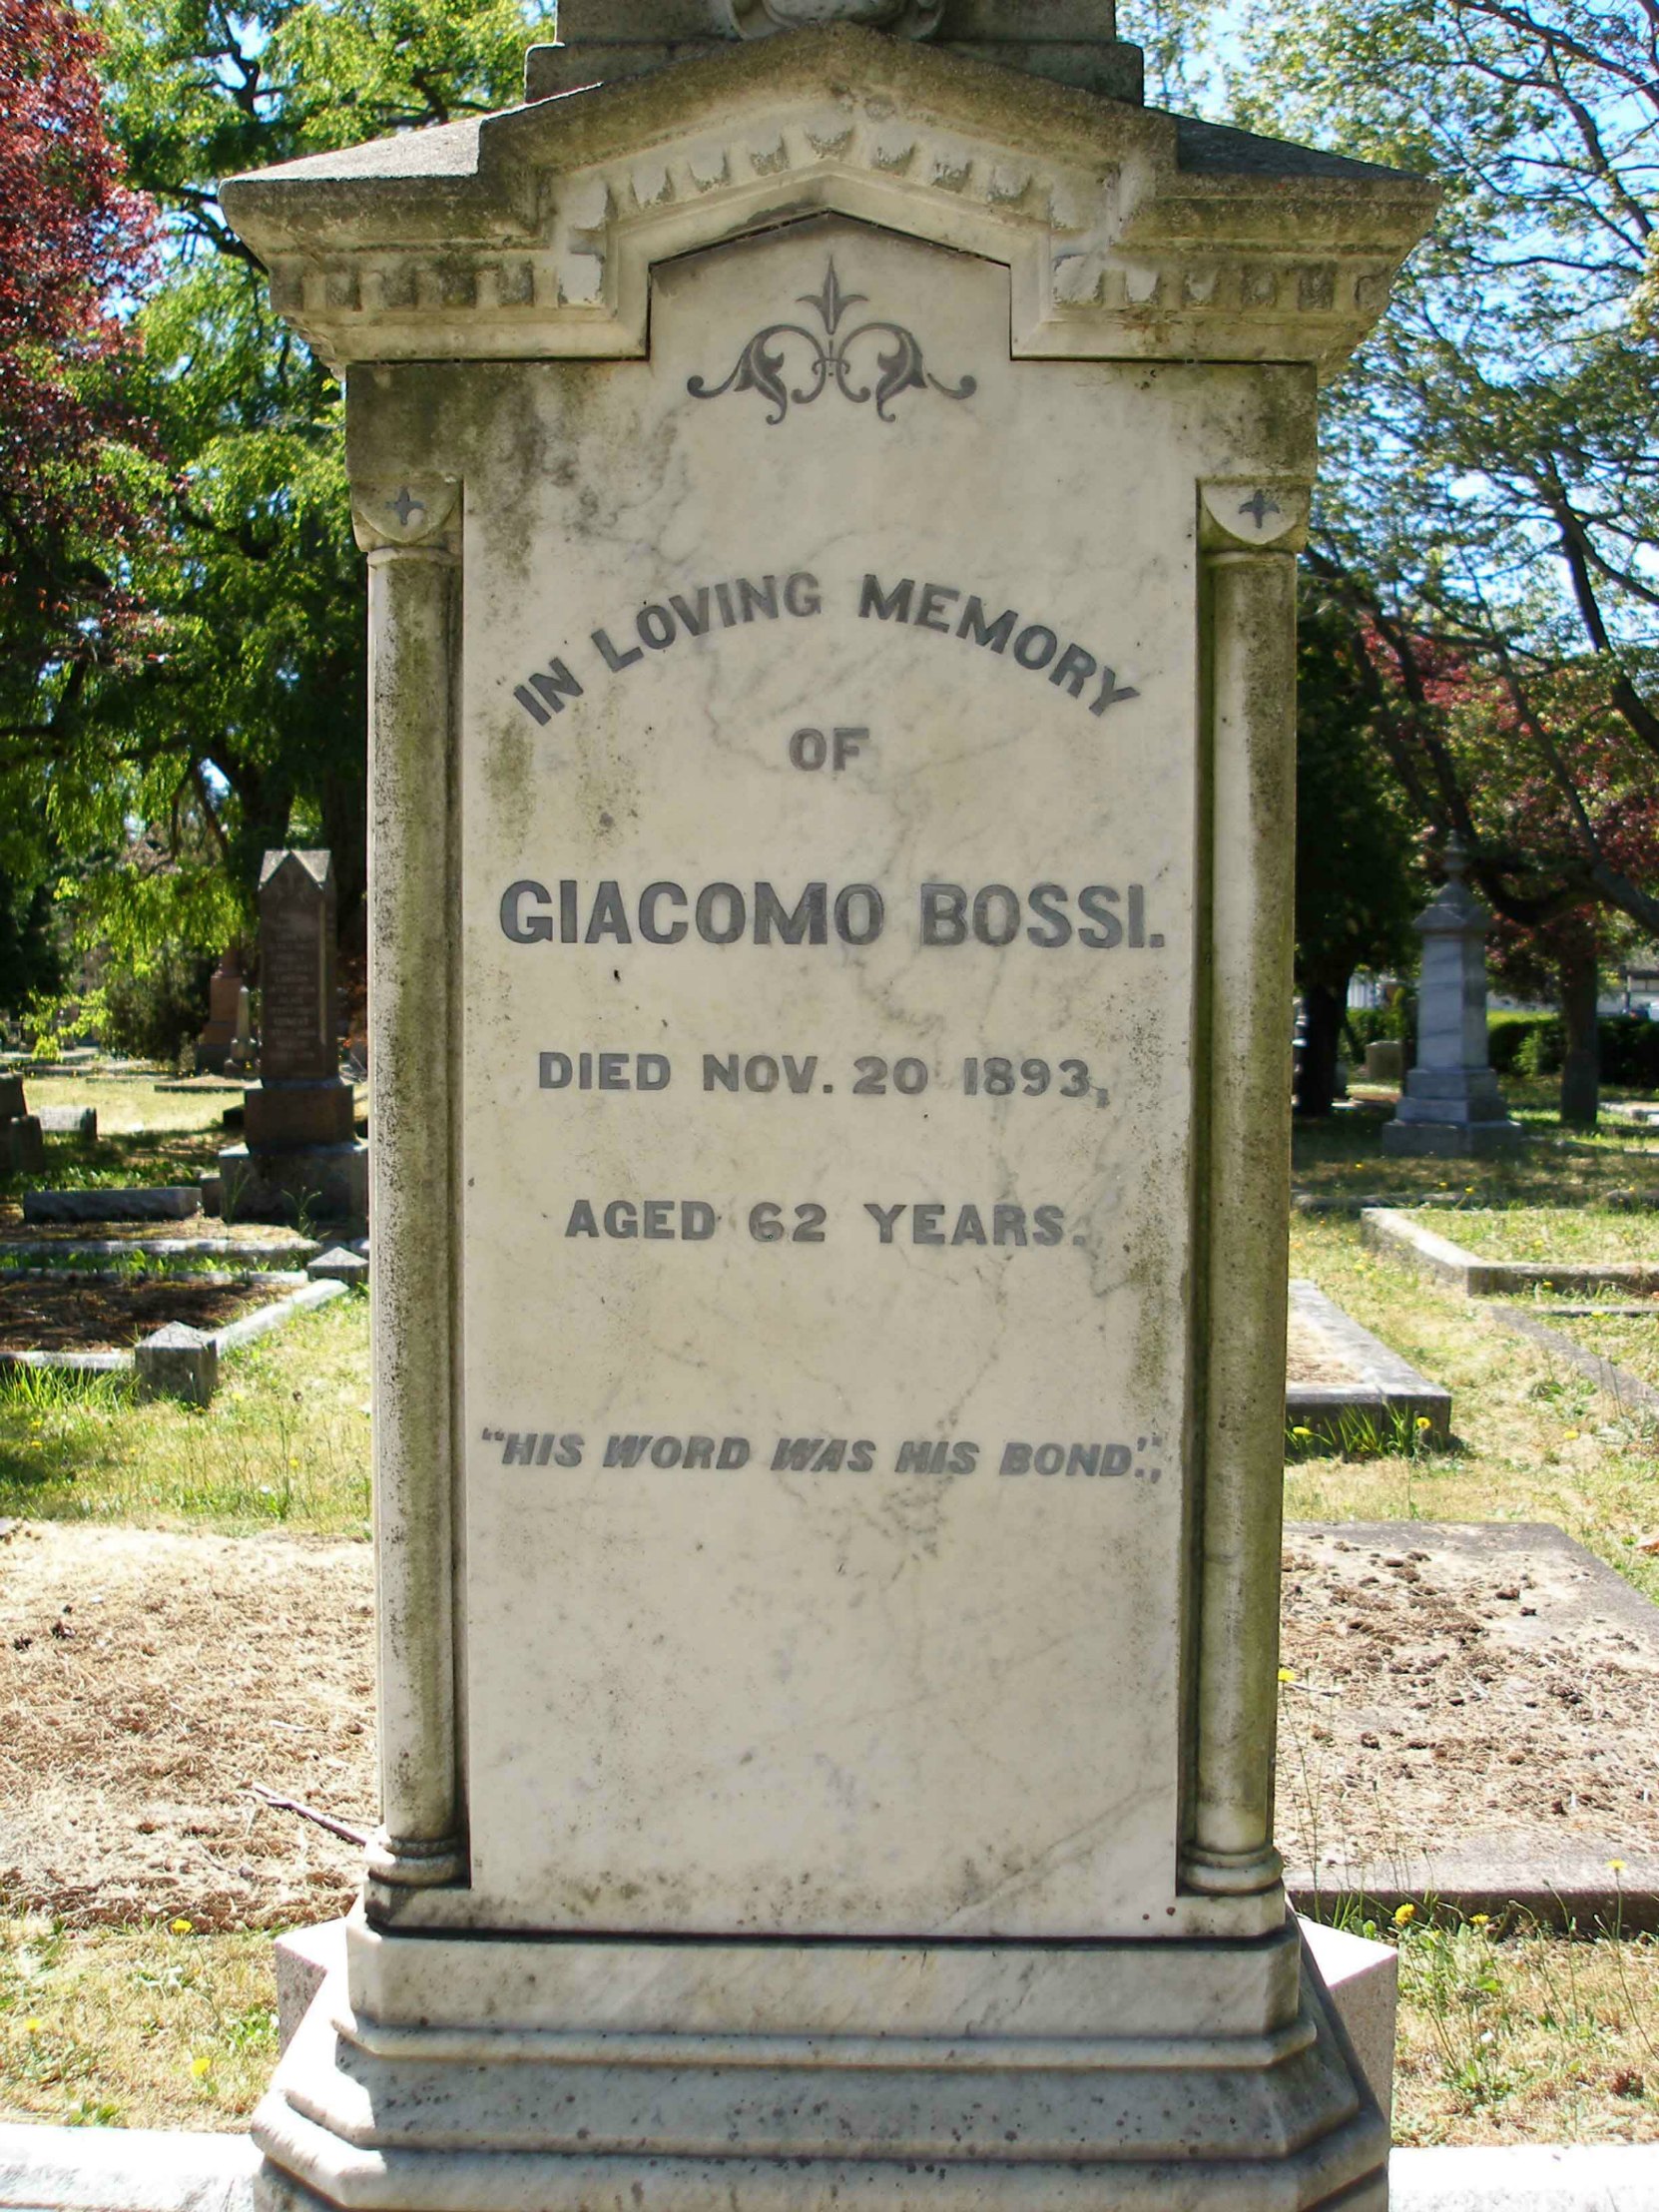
[726,0,944,37]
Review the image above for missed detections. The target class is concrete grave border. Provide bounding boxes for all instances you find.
[1286,1278,1451,1446]
[1362,1205,1659,1298]
[0,1267,354,1401]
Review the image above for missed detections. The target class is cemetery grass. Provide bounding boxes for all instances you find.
[1,1913,1654,2144]
[1558,1313,1659,1390]
[1415,1208,1659,1265]
[0,1918,276,2130]
[1285,1209,1659,1606]
[0,1299,369,1532]
[1297,1086,1659,1208]
[0,1075,225,1209]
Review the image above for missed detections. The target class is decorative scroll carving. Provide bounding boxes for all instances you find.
[688,257,975,423]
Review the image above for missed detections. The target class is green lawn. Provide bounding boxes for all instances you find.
[1409,1206,1659,1264]
[0,1296,369,1534]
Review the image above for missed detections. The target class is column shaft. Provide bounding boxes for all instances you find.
[1184,544,1297,1897]
[364,543,463,1888]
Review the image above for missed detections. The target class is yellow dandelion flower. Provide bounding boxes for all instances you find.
[1277,1667,1298,1685]
[1291,1425,1313,1439]
[23,2017,41,2034]
[190,2055,212,2078]
[1471,1914,1490,1929]
[1415,1415,1431,1430]
[170,1918,193,1936]
[1392,1903,1415,1927]
[1564,1429,1581,1442]
[1610,1859,1626,1875]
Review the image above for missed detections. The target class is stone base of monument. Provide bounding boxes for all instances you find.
[1382,1068,1523,1157]
[243,1079,357,1150]
[1382,1120,1526,1158]
[218,1141,368,1225]
[252,1907,1388,2212]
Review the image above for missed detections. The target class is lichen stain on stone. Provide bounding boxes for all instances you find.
[482,718,536,822]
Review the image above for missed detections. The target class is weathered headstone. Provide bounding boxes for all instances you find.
[1365,1037,1405,1085]
[0,1074,44,1176]
[1384,839,1522,1156]
[225,7,1435,2209]
[217,851,367,1219]
[196,947,247,1072]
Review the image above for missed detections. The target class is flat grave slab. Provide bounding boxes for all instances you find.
[22,1189,201,1226]
[1279,1521,1659,1924]
[1286,1279,1451,1445]
[3,1518,1652,1933]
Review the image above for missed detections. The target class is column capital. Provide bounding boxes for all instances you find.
[1199,479,1309,555]
[352,477,460,555]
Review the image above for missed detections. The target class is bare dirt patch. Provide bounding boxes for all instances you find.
[0,1279,274,1354]
[3,1519,1657,1930]
[0,1524,372,1929]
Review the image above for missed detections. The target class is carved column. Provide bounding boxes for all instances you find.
[353,478,466,1894]
[1182,480,1308,1902]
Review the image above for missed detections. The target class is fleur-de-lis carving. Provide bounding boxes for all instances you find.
[688,257,976,426]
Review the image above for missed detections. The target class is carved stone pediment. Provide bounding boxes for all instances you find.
[220,25,1436,380]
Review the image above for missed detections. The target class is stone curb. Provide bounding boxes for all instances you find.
[1286,1278,1451,1445]
[211,1276,346,1355]
[1487,1306,1659,1418]
[4,2125,1657,2211]
[1362,1207,1659,1299]
[1287,1871,1659,1937]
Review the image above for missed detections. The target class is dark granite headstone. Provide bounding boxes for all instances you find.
[226,849,365,1215]
[259,852,336,1082]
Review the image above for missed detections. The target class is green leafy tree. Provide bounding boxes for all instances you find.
[9,0,550,974]
[1226,0,1659,1122]
[1292,592,1420,1116]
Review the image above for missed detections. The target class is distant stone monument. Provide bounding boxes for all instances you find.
[195,947,247,1072]
[225,5,1435,2209]
[217,851,366,1220]
[1384,838,1523,1156]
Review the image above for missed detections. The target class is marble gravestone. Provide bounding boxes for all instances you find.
[222,7,1436,2208]
[217,851,368,1219]
[1383,838,1523,1157]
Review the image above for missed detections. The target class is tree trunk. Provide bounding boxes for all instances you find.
[1559,936,1600,1128]
[1294,978,1348,1118]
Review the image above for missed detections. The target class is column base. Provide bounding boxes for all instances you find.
[252,1907,1387,2212]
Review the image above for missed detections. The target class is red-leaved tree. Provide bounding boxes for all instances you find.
[0,0,161,736]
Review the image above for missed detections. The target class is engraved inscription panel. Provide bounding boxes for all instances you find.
[457,220,1227,1936]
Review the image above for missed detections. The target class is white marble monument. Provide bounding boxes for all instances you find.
[1384,838,1523,1157]
[222,5,1435,2207]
